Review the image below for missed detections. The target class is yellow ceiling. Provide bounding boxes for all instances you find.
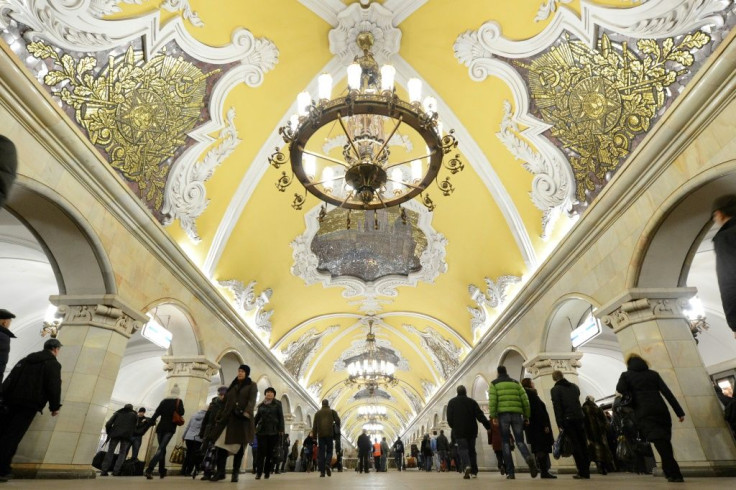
[9,0,720,440]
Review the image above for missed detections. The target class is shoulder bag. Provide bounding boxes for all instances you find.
[172,398,185,426]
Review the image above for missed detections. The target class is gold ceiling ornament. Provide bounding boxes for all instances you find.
[268,31,463,221]
[520,31,710,202]
[27,42,218,209]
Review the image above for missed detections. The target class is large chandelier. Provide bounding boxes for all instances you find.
[268,31,463,218]
[345,318,398,390]
[358,405,388,420]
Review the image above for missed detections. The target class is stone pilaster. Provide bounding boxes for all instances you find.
[14,294,147,478]
[598,288,736,475]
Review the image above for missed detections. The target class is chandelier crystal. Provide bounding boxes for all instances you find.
[345,318,399,390]
[268,31,463,217]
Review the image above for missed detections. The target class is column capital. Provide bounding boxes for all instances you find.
[50,294,148,338]
[597,287,696,333]
[284,414,295,423]
[162,355,220,381]
[524,352,583,378]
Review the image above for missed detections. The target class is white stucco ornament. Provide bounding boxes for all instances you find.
[328,1,401,65]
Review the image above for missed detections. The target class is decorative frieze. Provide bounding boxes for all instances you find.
[218,279,273,339]
[162,355,220,381]
[524,352,582,378]
[468,274,521,338]
[598,288,696,333]
[405,324,463,380]
[50,294,147,338]
[280,326,339,379]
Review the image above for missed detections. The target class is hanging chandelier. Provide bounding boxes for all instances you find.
[345,318,399,390]
[358,405,388,419]
[268,31,463,218]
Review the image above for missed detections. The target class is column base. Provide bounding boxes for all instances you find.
[10,463,97,479]
[661,461,736,478]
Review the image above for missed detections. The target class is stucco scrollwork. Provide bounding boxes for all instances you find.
[468,274,521,338]
[601,296,690,332]
[405,324,463,380]
[280,325,339,379]
[535,0,573,22]
[400,385,423,414]
[161,0,203,27]
[307,382,323,402]
[60,303,142,337]
[328,1,401,65]
[421,380,437,400]
[218,279,274,339]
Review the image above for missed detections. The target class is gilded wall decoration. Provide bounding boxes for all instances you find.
[279,326,339,379]
[404,325,463,380]
[218,279,273,339]
[28,41,217,211]
[468,274,521,339]
[400,385,423,414]
[516,31,710,204]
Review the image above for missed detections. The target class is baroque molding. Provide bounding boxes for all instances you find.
[535,0,573,22]
[162,355,219,380]
[218,279,274,340]
[598,289,695,333]
[161,0,203,27]
[404,324,463,380]
[400,385,423,414]
[290,200,448,313]
[279,325,339,380]
[468,274,522,338]
[50,294,148,338]
[328,2,401,65]
[497,101,574,237]
[162,107,241,241]
[524,352,582,378]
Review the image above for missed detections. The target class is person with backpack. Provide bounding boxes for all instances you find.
[0,338,62,482]
[100,403,138,476]
[392,436,405,471]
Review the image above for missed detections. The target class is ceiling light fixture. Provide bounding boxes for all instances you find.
[345,318,399,391]
[269,31,463,221]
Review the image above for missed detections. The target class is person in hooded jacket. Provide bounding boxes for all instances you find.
[616,353,685,483]
[181,406,207,476]
[550,370,590,479]
[101,403,138,476]
[144,384,185,480]
[521,378,556,479]
[253,387,284,480]
[0,309,16,389]
[211,365,257,482]
[0,338,62,482]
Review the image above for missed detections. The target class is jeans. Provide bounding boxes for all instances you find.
[456,437,478,474]
[101,438,131,474]
[317,437,333,474]
[129,435,142,460]
[498,412,532,476]
[146,431,174,474]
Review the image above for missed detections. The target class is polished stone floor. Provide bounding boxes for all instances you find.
[0,470,734,488]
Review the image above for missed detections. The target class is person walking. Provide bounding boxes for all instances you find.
[582,395,615,475]
[521,378,556,479]
[0,136,17,208]
[100,403,138,476]
[302,432,315,473]
[550,370,590,479]
[0,338,62,482]
[0,309,16,388]
[279,433,290,473]
[419,434,431,471]
[211,365,257,482]
[198,387,227,480]
[711,195,736,338]
[616,354,685,483]
[487,418,506,475]
[129,408,152,461]
[254,387,285,480]
[489,366,538,480]
[374,438,383,471]
[181,406,207,476]
[392,436,405,471]
[436,429,449,471]
[380,437,390,472]
[357,430,372,473]
[447,384,491,479]
[144,384,185,480]
[312,399,339,477]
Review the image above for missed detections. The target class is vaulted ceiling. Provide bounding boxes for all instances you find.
[2,0,733,438]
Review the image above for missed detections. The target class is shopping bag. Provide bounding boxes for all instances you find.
[169,443,187,464]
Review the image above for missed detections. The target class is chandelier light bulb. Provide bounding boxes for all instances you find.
[422,96,437,113]
[303,154,316,179]
[380,65,395,92]
[318,73,333,100]
[411,160,422,181]
[322,167,335,192]
[347,63,362,90]
[408,78,422,103]
[289,114,299,132]
[297,91,312,116]
[436,120,443,136]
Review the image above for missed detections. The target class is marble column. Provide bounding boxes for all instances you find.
[598,288,736,475]
[14,294,147,478]
[524,352,583,473]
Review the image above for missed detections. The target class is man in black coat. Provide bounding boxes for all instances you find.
[522,378,556,479]
[712,195,736,338]
[101,403,139,476]
[0,135,17,208]
[0,338,62,481]
[446,384,491,479]
[356,430,372,473]
[0,309,16,387]
[550,370,590,479]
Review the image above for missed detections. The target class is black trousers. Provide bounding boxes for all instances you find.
[256,434,278,477]
[651,439,682,479]
[563,418,590,477]
[0,405,37,476]
[357,450,370,472]
[181,440,201,475]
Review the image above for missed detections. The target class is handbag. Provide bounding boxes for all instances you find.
[169,443,187,464]
[92,440,109,469]
[619,394,634,408]
[552,429,572,459]
[615,435,634,462]
[172,399,185,426]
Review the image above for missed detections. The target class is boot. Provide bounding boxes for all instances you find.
[211,449,228,481]
[526,456,538,478]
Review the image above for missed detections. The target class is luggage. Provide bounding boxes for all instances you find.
[119,458,144,476]
[194,442,217,479]
[92,450,106,470]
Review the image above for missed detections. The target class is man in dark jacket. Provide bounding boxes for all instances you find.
[447,384,491,479]
[129,407,152,460]
[0,338,62,481]
[312,399,340,477]
[356,430,372,473]
[101,403,139,476]
[145,384,185,479]
[521,378,556,479]
[436,429,449,471]
[0,135,17,208]
[550,370,590,479]
[712,195,736,338]
[0,309,16,387]
[392,436,405,471]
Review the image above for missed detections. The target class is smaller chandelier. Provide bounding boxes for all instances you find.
[345,318,399,390]
[358,405,388,417]
[363,422,384,432]
[268,31,463,216]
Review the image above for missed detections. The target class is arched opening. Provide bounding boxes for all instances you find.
[498,348,527,381]
[471,374,489,401]
[280,393,292,416]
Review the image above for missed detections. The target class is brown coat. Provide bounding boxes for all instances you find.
[213,378,257,445]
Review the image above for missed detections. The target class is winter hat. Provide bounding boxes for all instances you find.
[170,384,181,397]
[0,309,15,320]
[239,364,250,376]
[712,194,736,214]
[217,385,228,395]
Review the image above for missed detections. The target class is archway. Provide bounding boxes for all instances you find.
[498,348,527,381]
[471,374,489,401]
